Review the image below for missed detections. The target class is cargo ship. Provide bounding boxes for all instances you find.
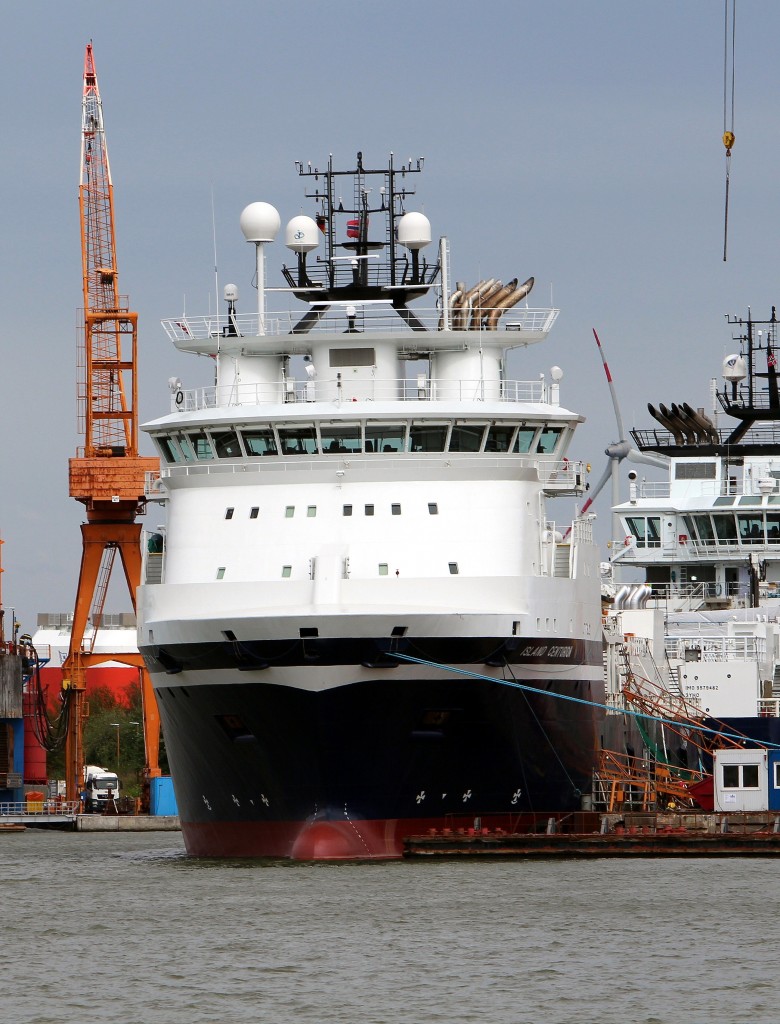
[137,153,605,858]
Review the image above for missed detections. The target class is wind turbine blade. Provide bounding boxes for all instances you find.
[578,460,614,516]
[626,447,670,471]
[593,328,625,442]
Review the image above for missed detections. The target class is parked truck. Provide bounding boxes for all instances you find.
[82,765,119,813]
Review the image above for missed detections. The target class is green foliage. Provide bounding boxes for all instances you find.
[46,682,169,794]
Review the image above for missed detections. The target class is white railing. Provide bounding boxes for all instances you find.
[162,306,559,342]
[664,635,763,663]
[170,376,550,412]
[0,800,79,816]
[758,699,780,718]
[152,455,584,487]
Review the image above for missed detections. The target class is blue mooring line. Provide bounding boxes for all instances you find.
[393,652,780,750]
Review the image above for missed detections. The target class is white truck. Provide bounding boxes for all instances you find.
[82,765,120,813]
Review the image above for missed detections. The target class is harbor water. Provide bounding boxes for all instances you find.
[4,830,778,1024]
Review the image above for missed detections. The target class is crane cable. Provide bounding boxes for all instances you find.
[723,0,736,261]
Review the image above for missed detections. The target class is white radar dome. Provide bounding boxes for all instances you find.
[723,353,747,382]
[397,211,432,250]
[224,283,238,301]
[240,202,281,243]
[285,215,320,253]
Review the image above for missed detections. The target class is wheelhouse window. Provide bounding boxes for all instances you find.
[513,426,537,453]
[278,426,318,455]
[537,426,563,454]
[366,423,406,453]
[737,514,764,545]
[409,423,448,452]
[320,424,362,453]
[693,515,715,545]
[768,513,780,542]
[449,424,486,452]
[713,514,738,543]
[485,425,516,452]
[626,516,661,548]
[184,432,214,460]
[156,435,185,464]
[210,430,242,459]
[241,428,278,457]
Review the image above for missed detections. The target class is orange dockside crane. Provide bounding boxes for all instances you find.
[63,44,161,806]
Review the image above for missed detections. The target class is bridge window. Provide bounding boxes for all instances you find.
[537,426,563,454]
[156,435,185,464]
[713,514,738,542]
[693,515,715,545]
[321,424,362,453]
[366,423,406,453]
[449,424,486,452]
[485,425,516,452]
[513,427,537,453]
[737,514,764,545]
[410,423,448,452]
[241,428,278,456]
[767,513,780,542]
[626,516,661,548]
[184,432,214,460]
[210,430,242,459]
[278,426,318,455]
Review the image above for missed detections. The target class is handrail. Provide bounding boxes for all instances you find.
[0,800,80,816]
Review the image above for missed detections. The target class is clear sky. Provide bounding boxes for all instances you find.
[1,0,779,631]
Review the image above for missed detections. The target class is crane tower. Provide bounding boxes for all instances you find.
[62,44,161,804]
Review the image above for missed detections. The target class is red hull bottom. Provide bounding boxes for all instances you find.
[182,815,484,860]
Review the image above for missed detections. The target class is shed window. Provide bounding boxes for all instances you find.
[391,504,401,516]
[722,763,760,789]
[428,503,439,515]
[281,565,292,578]
[307,506,317,518]
[250,507,259,519]
[378,563,389,576]
[224,508,234,520]
[216,567,226,580]
[343,505,353,517]
[285,506,295,518]
[365,504,375,516]
[448,562,459,575]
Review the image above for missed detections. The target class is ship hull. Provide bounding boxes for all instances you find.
[148,647,603,859]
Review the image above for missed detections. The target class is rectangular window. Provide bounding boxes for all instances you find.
[391,503,401,516]
[320,425,362,454]
[366,423,406,453]
[241,428,278,457]
[448,562,459,575]
[713,514,738,542]
[365,504,375,516]
[285,506,295,518]
[250,507,259,519]
[307,506,317,518]
[378,563,389,576]
[225,508,234,520]
[185,432,214,460]
[281,565,292,578]
[537,426,563,454]
[514,427,537,453]
[449,424,486,452]
[428,502,439,515]
[775,762,780,788]
[343,505,353,517]
[211,430,242,459]
[216,567,226,580]
[278,426,318,455]
[329,347,376,367]
[485,425,515,453]
[737,514,764,545]
[675,461,717,479]
[157,435,185,464]
[409,424,448,452]
[723,763,761,788]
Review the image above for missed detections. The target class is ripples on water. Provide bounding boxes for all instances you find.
[3,831,778,1024]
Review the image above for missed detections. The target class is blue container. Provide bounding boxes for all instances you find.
[769,751,780,812]
[150,776,178,816]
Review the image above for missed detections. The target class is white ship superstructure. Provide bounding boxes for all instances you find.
[137,153,604,859]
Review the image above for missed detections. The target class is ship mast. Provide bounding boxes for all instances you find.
[62,44,161,805]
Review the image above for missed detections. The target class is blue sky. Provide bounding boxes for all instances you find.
[2,1,779,629]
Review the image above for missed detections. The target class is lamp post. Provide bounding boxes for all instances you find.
[110,722,121,770]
